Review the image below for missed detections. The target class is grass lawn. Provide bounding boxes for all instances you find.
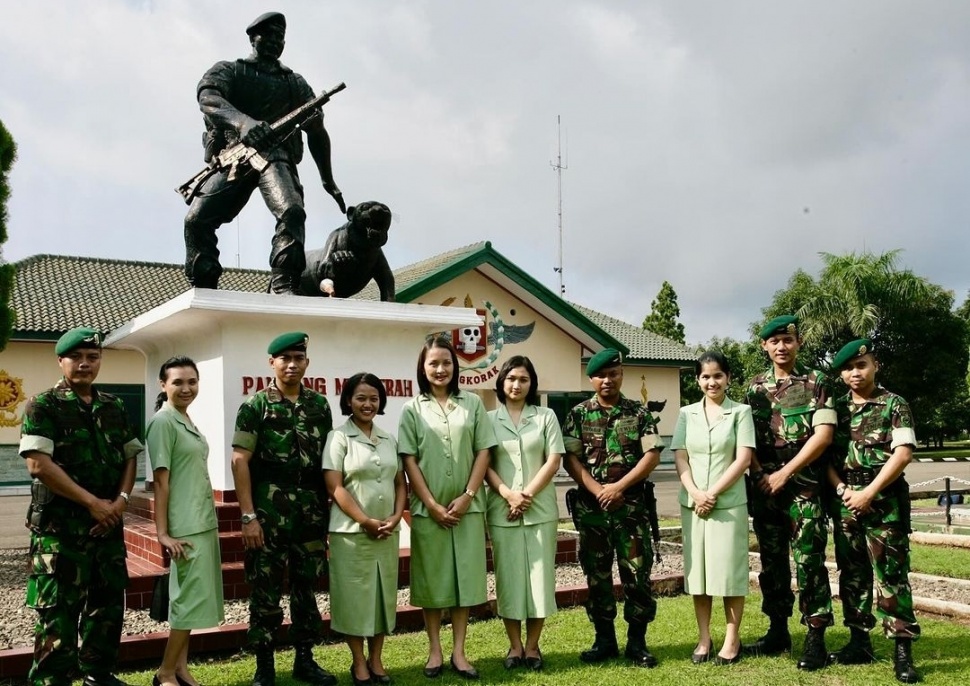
[815,539,970,580]
[120,595,969,686]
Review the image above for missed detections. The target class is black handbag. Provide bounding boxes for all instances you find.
[149,573,170,622]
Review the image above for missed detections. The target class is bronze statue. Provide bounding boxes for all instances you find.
[181,11,346,294]
[299,201,395,301]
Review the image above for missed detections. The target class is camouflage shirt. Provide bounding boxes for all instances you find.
[19,378,142,536]
[232,380,333,489]
[745,362,837,453]
[833,386,917,472]
[562,394,663,484]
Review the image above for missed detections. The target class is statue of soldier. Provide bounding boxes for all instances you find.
[21,328,142,686]
[562,349,663,669]
[231,332,335,686]
[183,11,346,294]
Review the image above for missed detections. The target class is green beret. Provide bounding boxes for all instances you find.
[831,338,873,371]
[268,331,308,356]
[55,327,103,356]
[586,348,623,376]
[759,315,799,340]
[247,11,286,36]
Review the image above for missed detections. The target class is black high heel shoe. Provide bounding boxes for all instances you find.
[691,641,714,664]
[350,665,372,685]
[367,662,391,684]
[714,643,742,666]
[449,656,480,681]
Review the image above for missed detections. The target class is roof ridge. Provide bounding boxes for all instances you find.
[391,240,488,275]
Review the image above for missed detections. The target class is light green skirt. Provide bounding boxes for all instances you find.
[329,531,399,636]
[681,504,750,597]
[409,513,486,608]
[489,520,558,620]
[169,528,225,629]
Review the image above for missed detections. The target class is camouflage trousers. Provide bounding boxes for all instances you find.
[25,530,128,686]
[831,490,920,639]
[575,492,655,625]
[246,483,328,646]
[748,468,833,628]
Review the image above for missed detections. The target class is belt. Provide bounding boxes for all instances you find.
[843,468,878,487]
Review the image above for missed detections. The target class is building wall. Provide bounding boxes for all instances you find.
[0,341,145,445]
[415,271,586,393]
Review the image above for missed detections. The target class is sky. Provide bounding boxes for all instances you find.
[2,0,969,344]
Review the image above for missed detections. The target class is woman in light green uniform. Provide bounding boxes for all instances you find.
[147,357,224,686]
[398,337,497,680]
[324,372,406,686]
[485,356,563,672]
[672,350,754,665]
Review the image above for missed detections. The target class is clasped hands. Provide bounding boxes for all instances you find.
[596,483,626,512]
[505,490,534,521]
[841,487,874,516]
[87,496,126,536]
[361,516,401,540]
[429,495,472,529]
[692,490,718,518]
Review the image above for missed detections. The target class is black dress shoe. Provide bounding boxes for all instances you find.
[449,656,480,680]
[422,663,442,679]
[503,650,523,670]
[713,653,742,666]
[691,641,714,664]
[524,650,543,672]
[367,663,391,684]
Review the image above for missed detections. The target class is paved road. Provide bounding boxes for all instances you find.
[1,460,967,550]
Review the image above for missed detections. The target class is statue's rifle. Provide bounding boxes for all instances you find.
[176,82,347,204]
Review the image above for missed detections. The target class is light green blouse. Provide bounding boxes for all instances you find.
[670,397,755,510]
[323,418,400,534]
[486,405,565,527]
[397,390,497,517]
[146,403,217,537]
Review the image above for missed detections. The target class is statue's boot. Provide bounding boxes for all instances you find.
[270,268,301,295]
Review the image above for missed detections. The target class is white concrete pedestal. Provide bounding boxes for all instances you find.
[104,288,481,499]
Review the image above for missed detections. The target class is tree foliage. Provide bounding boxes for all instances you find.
[0,119,16,350]
[755,251,969,443]
[642,280,685,344]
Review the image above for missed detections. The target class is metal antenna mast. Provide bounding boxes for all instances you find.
[550,115,567,297]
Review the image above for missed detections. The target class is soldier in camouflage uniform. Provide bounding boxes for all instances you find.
[563,348,663,668]
[231,332,335,686]
[743,315,836,671]
[826,339,920,684]
[20,327,142,686]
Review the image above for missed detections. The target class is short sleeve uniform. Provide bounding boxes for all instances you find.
[486,404,564,619]
[147,404,224,629]
[397,391,497,608]
[671,398,755,596]
[323,419,401,636]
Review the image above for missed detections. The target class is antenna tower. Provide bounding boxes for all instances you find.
[550,115,567,296]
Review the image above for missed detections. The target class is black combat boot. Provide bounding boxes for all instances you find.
[252,645,276,686]
[269,269,302,295]
[624,622,658,668]
[893,638,919,683]
[827,627,875,665]
[796,626,828,671]
[579,619,620,663]
[742,616,792,656]
[292,643,337,686]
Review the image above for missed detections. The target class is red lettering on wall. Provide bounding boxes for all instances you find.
[242,376,254,394]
